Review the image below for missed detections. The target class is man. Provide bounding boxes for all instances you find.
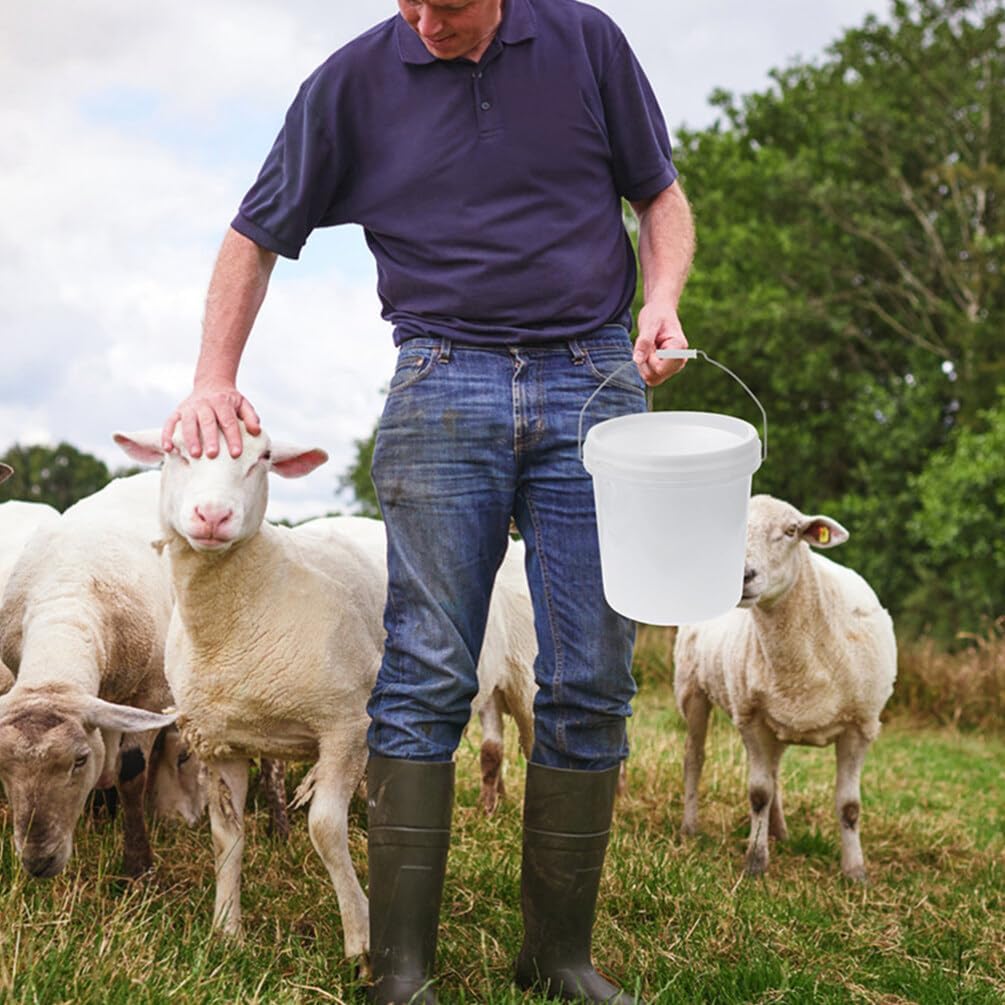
[163,1,694,1002]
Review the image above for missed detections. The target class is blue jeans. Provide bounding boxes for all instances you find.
[367,326,646,771]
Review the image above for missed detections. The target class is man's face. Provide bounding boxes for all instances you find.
[398,0,504,62]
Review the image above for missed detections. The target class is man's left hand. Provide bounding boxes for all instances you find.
[633,302,688,386]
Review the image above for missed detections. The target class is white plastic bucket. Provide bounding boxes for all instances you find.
[583,391,763,626]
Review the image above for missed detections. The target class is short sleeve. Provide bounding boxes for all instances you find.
[601,36,678,203]
[231,84,347,260]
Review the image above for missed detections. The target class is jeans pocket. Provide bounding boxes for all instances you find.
[583,345,647,396]
[387,343,440,396]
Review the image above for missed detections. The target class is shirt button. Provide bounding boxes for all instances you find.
[480,101,491,110]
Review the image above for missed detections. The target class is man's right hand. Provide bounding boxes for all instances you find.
[162,385,261,459]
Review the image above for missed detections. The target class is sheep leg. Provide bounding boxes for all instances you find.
[207,757,250,935]
[478,691,506,815]
[681,689,711,837]
[306,742,370,968]
[117,731,156,877]
[769,748,788,841]
[740,722,784,876]
[260,758,290,840]
[835,727,870,883]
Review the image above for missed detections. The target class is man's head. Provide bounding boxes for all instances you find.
[398,0,504,62]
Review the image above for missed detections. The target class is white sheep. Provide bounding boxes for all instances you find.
[0,497,61,693]
[673,494,897,881]
[113,425,536,968]
[0,473,177,877]
[146,723,208,826]
[470,534,537,813]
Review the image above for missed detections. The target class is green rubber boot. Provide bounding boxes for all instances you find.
[514,762,641,1004]
[367,756,454,1005]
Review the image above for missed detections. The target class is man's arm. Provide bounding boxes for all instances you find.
[162,228,278,457]
[630,181,696,386]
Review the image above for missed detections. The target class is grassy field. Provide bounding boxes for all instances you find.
[1,675,1003,1004]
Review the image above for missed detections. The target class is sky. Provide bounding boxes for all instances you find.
[0,0,891,522]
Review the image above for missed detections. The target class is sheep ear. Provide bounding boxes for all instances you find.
[81,696,176,733]
[0,463,12,485]
[269,443,329,479]
[113,430,166,466]
[801,516,849,549]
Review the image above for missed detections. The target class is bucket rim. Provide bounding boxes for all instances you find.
[583,410,762,483]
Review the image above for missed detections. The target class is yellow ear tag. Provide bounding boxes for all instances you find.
[817,525,831,545]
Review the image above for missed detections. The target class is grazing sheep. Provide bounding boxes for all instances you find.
[114,426,536,968]
[673,494,896,881]
[0,463,11,485]
[0,473,177,877]
[146,724,208,827]
[145,732,288,839]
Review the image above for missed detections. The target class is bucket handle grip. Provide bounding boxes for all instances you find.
[577,348,768,462]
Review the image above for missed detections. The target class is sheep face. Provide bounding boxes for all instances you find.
[150,725,207,826]
[0,692,175,878]
[0,697,106,876]
[740,495,849,609]
[161,428,275,553]
[113,427,328,553]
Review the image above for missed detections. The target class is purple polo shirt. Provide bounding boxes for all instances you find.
[233,0,678,346]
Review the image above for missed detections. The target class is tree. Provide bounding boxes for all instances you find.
[662,0,1003,628]
[907,387,1005,641]
[338,430,381,519]
[0,443,113,512]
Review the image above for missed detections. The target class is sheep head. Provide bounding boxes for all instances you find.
[149,724,207,827]
[113,425,327,554]
[0,690,174,878]
[740,495,849,610]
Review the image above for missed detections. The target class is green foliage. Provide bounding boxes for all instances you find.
[907,388,1005,640]
[664,0,1004,634]
[0,442,113,512]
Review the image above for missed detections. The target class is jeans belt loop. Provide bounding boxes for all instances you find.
[567,338,586,364]
[438,336,452,364]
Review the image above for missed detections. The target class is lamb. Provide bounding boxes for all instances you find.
[673,494,897,881]
[113,425,536,967]
[0,473,177,877]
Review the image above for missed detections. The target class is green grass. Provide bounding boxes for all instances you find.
[1,685,1003,1004]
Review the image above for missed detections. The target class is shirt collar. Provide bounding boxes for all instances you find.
[396,0,537,66]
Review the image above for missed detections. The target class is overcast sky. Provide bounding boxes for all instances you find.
[1,0,890,521]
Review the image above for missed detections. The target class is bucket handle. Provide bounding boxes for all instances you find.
[577,348,768,463]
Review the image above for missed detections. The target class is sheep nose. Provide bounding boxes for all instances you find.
[743,567,757,584]
[193,504,233,537]
[24,852,58,878]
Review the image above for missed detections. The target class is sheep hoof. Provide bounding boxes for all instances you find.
[744,852,768,877]
[770,823,788,842]
[843,865,868,884]
[352,952,372,984]
[681,820,700,839]
[480,787,499,815]
[121,850,154,880]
